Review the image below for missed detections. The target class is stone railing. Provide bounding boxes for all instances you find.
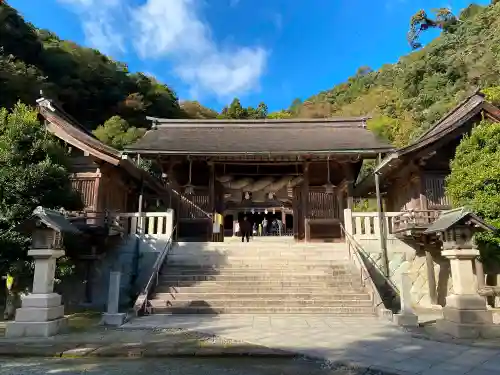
[344,209,401,240]
[111,212,174,237]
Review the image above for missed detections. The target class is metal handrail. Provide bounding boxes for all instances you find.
[340,223,399,314]
[133,224,177,315]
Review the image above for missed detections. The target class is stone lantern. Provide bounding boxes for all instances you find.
[424,207,500,339]
[6,206,81,337]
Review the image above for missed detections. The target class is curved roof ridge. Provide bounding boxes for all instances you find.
[146,116,371,128]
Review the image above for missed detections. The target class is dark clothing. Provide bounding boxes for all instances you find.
[240,219,251,242]
[240,220,252,234]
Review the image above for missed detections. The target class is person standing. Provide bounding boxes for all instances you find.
[262,217,268,236]
[240,216,251,242]
[277,218,283,236]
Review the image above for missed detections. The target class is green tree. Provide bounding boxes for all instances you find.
[219,99,269,119]
[483,86,500,106]
[267,110,292,119]
[408,8,458,49]
[180,100,218,119]
[0,103,83,301]
[446,120,500,263]
[93,116,146,150]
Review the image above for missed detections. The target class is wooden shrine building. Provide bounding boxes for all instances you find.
[354,90,500,238]
[125,117,394,241]
[36,96,168,218]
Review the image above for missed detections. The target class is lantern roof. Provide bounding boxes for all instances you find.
[424,207,497,234]
[32,206,81,235]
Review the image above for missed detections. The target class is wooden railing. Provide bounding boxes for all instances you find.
[392,210,442,234]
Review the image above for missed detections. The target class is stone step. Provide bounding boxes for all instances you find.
[176,241,346,246]
[150,299,373,308]
[152,292,372,301]
[159,274,362,283]
[166,259,351,267]
[170,253,349,259]
[148,305,376,315]
[162,264,353,272]
[155,283,368,293]
[170,250,348,255]
[161,268,354,276]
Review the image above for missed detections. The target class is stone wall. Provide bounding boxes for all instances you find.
[57,211,174,311]
[345,209,453,309]
[360,241,453,308]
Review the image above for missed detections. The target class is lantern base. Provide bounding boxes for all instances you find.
[435,294,500,339]
[5,292,66,338]
[5,317,67,338]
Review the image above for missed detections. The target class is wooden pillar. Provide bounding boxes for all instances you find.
[281,210,286,234]
[346,182,354,210]
[208,162,215,241]
[209,162,215,213]
[302,161,310,241]
[293,188,299,240]
[337,187,344,221]
[419,174,428,210]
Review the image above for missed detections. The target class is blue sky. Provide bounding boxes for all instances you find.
[9,0,490,112]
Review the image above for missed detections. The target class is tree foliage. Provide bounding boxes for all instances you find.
[267,110,293,119]
[0,103,83,287]
[93,116,146,150]
[446,120,500,262]
[180,100,218,119]
[218,98,268,119]
[0,3,194,135]
[286,2,500,147]
[483,86,500,106]
[408,8,458,50]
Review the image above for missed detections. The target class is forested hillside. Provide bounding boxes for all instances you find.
[2,2,500,149]
[290,2,500,146]
[0,2,222,148]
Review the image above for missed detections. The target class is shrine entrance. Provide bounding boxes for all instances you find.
[223,206,293,237]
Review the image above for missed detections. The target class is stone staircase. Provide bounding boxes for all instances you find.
[148,238,376,315]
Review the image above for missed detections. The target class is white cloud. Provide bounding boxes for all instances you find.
[58,0,268,100]
[133,0,267,100]
[58,0,125,56]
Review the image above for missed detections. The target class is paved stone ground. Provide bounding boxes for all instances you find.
[0,357,394,375]
[123,314,500,375]
[0,327,292,358]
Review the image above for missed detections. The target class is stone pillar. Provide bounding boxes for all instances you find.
[393,265,418,327]
[101,272,126,326]
[6,249,67,337]
[436,229,498,338]
[425,249,439,306]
